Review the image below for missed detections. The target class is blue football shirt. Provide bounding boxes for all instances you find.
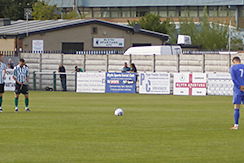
[230,64,244,95]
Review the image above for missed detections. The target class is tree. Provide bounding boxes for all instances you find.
[32,1,60,20]
[128,13,176,43]
[62,10,82,19]
[178,18,199,46]
[230,38,244,51]
[199,15,228,50]
[0,0,37,20]
[179,9,228,50]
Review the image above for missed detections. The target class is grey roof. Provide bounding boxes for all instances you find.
[45,0,244,7]
[0,19,169,40]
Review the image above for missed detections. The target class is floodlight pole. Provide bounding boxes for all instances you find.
[26,13,29,37]
[228,19,231,53]
[228,5,231,53]
[24,8,31,37]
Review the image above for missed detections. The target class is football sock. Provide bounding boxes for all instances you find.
[15,97,19,108]
[0,96,2,107]
[25,98,29,108]
[234,108,240,125]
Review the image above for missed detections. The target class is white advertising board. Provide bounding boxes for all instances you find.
[93,38,124,47]
[139,72,170,94]
[173,73,207,96]
[32,40,44,52]
[5,69,15,91]
[207,73,233,96]
[76,72,105,93]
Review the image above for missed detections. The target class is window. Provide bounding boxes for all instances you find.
[136,11,147,17]
[209,7,218,17]
[111,8,121,18]
[168,7,178,17]
[83,8,92,18]
[180,7,189,17]
[199,7,206,17]
[62,43,84,54]
[122,8,131,17]
[228,8,236,17]
[189,7,198,17]
[150,7,158,15]
[218,6,228,17]
[131,8,136,17]
[158,7,167,17]
[91,27,98,34]
[101,8,110,18]
[136,7,149,17]
[93,8,101,18]
[240,6,244,17]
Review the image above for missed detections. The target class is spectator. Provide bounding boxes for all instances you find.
[130,63,137,73]
[8,59,14,69]
[58,64,67,91]
[75,66,83,72]
[7,63,13,69]
[122,62,130,72]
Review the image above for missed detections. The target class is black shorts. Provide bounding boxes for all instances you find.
[0,83,5,93]
[15,83,29,95]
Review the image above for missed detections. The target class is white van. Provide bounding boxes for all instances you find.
[124,45,182,55]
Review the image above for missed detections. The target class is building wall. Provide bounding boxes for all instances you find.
[78,6,241,27]
[0,39,16,51]
[79,6,237,18]
[100,17,237,26]
[22,23,164,52]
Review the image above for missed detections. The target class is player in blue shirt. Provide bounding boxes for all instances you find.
[230,56,244,130]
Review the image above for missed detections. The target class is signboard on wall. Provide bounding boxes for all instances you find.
[76,72,105,93]
[105,73,137,93]
[32,40,44,52]
[5,69,15,91]
[207,73,233,96]
[139,72,170,94]
[173,73,207,96]
[93,38,124,48]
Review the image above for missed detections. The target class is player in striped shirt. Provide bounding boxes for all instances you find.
[0,54,7,112]
[13,58,30,112]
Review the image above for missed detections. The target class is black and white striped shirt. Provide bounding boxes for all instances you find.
[14,65,29,83]
[0,62,6,84]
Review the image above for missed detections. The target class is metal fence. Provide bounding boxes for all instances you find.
[32,71,77,91]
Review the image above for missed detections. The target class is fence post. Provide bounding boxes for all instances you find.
[75,72,77,92]
[83,54,86,72]
[177,54,180,72]
[33,71,36,90]
[129,54,132,64]
[39,53,42,89]
[228,53,232,68]
[61,53,64,65]
[153,54,156,72]
[106,54,109,72]
[202,54,205,73]
[53,71,56,91]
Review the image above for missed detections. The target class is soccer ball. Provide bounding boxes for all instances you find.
[114,108,124,116]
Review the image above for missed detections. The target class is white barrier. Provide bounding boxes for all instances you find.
[5,69,15,91]
[207,73,233,96]
[173,73,207,96]
[75,72,234,96]
[139,72,170,94]
[76,72,105,93]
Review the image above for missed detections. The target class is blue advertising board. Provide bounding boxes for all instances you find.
[106,73,137,93]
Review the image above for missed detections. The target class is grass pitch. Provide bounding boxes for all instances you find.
[0,91,243,163]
